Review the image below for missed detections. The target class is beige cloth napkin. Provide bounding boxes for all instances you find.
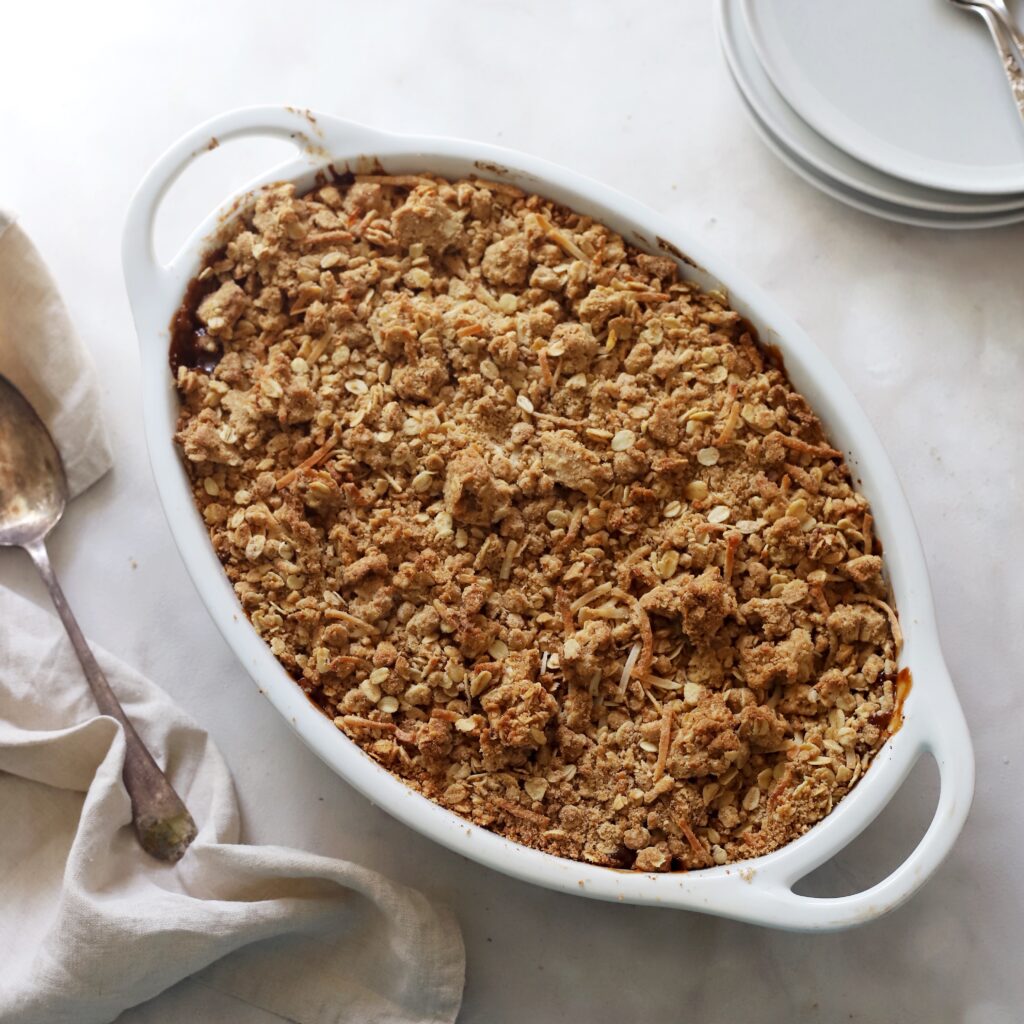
[0,213,465,1023]
[0,211,113,497]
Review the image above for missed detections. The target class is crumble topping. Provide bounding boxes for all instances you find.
[173,172,900,870]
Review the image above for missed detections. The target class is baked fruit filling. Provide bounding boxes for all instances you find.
[173,172,901,870]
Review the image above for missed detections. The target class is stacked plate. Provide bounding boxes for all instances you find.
[716,0,1024,228]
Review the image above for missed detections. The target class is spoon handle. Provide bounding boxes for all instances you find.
[23,537,198,862]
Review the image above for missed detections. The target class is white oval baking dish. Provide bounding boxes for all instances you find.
[123,106,973,930]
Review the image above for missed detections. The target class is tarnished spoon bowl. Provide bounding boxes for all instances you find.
[0,378,67,545]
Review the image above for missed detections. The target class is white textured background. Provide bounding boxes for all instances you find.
[1,1,1021,1021]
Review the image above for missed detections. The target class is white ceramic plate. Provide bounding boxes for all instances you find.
[742,0,1024,195]
[732,70,1024,229]
[122,107,974,930]
[717,0,1024,215]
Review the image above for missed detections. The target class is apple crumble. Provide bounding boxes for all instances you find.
[172,171,902,870]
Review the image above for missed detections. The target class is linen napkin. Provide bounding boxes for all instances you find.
[0,213,465,1023]
[0,211,113,496]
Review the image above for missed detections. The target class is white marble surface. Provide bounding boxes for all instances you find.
[1,2,1022,1021]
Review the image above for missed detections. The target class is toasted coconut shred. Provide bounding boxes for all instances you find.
[618,642,642,697]
[173,172,901,870]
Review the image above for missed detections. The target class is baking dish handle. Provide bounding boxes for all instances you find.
[733,685,974,931]
[122,105,364,311]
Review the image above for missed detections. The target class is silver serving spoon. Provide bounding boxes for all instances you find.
[0,373,197,862]
[948,0,1024,124]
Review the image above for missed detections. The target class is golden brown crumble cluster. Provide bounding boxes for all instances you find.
[173,172,901,870]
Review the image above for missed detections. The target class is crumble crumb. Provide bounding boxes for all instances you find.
[172,172,900,869]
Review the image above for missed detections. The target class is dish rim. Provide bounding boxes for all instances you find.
[122,105,974,930]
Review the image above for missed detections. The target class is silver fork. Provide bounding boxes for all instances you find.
[948,0,1024,124]
[964,0,1024,56]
